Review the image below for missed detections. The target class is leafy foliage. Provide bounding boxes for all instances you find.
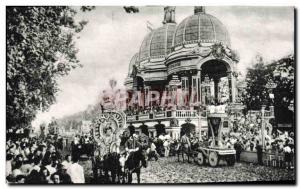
[54,103,103,132]
[123,6,139,13]
[6,6,92,129]
[242,54,294,124]
[243,62,270,110]
[48,117,58,135]
[80,6,95,12]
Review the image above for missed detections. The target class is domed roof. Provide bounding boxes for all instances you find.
[173,10,230,48]
[138,23,176,62]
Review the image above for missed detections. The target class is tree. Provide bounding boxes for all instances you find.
[6,6,93,129]
[268,55,294,125]
[123,6,139,13]
[243,61,270,110]
[242,54,294,125]
[48,117,58,135]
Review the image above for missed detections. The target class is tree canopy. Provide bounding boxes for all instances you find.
[242,54,294,124]
[7,6,93,129]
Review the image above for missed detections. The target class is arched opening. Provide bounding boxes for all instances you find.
[201,60,230,77]
[201,60,232,104]
[139,123,149,136]
[154,122,166,137]
[180,122,196,137]
[127,124,135,136]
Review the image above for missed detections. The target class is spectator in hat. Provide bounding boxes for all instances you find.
[283,142,292,169]
[256,141,263,165]
[234,139,243,162]
[163,138,170,157]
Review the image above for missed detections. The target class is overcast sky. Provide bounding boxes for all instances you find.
[31,6,294,128]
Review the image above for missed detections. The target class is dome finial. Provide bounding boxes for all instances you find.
[163,6,176,24]
[194,6,205,14]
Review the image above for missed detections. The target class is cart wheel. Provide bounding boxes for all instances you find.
[209,151,219,167]
[196,152,205,165]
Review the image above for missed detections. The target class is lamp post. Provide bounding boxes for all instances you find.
[261,104,266,151]
[265,79,277,117]
[261,79,277,151]
[236,81,247,103]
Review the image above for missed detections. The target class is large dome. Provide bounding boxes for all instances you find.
[138,23,176,62]
[173,9,230,48]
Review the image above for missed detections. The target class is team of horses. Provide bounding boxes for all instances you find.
[71,135,148,184]
[71,135,196,183]
[91,146,148,183]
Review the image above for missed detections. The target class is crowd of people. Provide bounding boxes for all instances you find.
[6,109,295,184]
[125,104,195,116]
[6,134,85,184]
[125,105,166,116]
[212,111,295,167]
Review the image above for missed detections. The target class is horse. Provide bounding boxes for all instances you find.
[92,150,116,183]
[176,142,192,163]
[120,148,147,184]
[154,138,164,157]
[99,152,122,183]
[169,141,178,156]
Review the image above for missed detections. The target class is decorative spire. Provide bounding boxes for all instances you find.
[163,6,176,24]
[194,6,205,14]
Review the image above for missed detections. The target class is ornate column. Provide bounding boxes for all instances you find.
[197,69,202,104]
[144,86,150,107]
[261,105,266,151]
[213,77,220,104]
[181,76,189,94]
[227,71,233,103]
[202,75,211,105]
[232,73,237,103]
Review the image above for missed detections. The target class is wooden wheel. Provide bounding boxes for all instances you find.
[209,151,219,167]
[196,152,205,165]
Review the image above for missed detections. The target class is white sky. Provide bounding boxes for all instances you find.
[31,6,294,128]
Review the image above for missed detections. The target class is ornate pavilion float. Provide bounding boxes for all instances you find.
[122,6,275,166]
[125,6,240,138]
[91,6,275,167]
